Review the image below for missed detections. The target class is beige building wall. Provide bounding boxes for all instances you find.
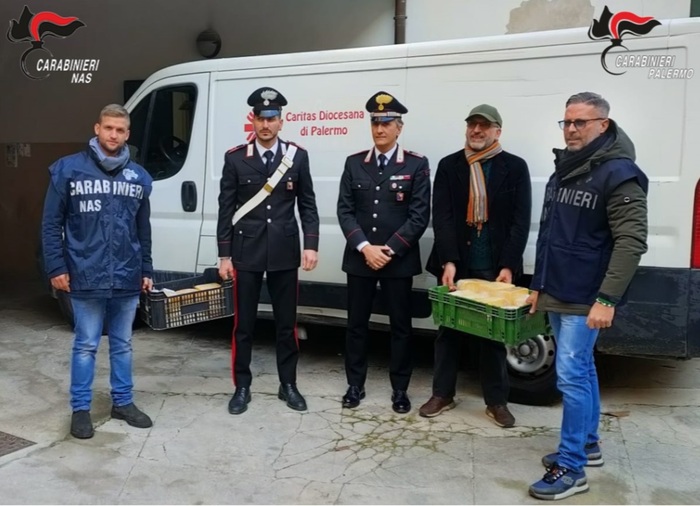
[406,0,691,41]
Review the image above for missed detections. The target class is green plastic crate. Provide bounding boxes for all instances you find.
[428,285,547,346]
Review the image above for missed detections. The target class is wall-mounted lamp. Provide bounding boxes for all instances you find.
[196,29,222,59]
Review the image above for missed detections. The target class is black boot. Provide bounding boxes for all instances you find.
[228,387,251,415]
[278,384,307,411]
[342,386,366,409]
[71,410,94,439]
[111,403,153,428]
[391,390,411,414]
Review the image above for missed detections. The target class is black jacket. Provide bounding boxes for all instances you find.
[426,148,531,280]
[337,146,431,278]
[216,140,319,272]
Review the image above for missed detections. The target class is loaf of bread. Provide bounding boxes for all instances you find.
[456,279,493,291]
[174,288,199,295]
[450,279,531,308]
[194,283,221,290]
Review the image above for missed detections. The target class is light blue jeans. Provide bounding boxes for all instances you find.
[70,296,139,411]
[549,312,601,472]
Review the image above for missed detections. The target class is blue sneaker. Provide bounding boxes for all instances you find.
[529,464,589,500]
[541,442,604,468]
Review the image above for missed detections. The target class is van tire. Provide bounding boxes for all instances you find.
[506,333,561,406]
[508,362,560,405]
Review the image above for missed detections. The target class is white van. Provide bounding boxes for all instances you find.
[116,19,700,404]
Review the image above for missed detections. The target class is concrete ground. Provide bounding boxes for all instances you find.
[1,282,699,505]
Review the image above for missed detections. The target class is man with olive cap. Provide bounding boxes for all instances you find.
[422,104,532,427]
[217,87,320,415]
[337,91,431,413]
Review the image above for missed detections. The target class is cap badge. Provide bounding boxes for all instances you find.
[261,89,278,106]
[375,94,393,111]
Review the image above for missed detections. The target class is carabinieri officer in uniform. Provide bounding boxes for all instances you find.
[336,91,431,413]
[217,87,320,415]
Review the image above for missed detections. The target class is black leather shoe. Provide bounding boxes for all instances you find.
[391,390,411,414]
[71,410,94,439]
[342,385,366,409]
[278,383,307,411]
[228,387,251,415]
[111,403,153,428]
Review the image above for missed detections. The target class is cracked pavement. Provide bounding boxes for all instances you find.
[1,283,699,504]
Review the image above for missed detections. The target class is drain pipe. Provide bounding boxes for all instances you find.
[395,0,407,44]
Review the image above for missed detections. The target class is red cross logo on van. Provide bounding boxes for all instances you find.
[244,112,256,141]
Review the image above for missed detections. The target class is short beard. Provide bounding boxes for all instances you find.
[466,139,490,152]
[100,141,122,156]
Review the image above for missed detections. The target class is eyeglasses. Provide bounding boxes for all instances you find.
[467,119,497,129]
[558,118,606,130]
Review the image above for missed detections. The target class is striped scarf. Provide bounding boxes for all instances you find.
[465,141,503,234]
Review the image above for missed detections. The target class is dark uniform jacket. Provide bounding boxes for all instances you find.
[337,146,431,278]
[426,149,531,280]
[217,140,319,272]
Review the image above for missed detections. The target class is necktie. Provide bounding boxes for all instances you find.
[263,150,274,173]
[378,153,387,170]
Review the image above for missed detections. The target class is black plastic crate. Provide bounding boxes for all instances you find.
[140,269,233,330]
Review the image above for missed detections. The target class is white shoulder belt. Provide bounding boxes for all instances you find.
[231,144,298,226]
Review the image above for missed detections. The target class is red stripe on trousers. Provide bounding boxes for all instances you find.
[231,267,238,386]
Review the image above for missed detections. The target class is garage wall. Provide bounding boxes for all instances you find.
[0,143,83,281]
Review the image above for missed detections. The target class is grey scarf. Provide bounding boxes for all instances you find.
[89,137,130,172]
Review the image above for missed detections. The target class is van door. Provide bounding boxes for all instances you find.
[126,74,209,275]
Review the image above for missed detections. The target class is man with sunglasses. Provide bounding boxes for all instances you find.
[422,104,532,427]
[527,92,648,500]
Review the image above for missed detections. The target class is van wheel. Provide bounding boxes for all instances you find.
[506,333,561,406]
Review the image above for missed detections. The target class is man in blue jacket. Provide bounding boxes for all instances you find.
[42,104,154,439]
[527,92,648,500]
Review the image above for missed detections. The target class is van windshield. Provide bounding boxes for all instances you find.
[128,84,197,181]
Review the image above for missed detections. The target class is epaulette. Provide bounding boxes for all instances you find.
[226,143,247,154]
[286,140,306,151]
[405,149,425,158]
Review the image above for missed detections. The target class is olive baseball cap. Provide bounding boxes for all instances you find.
[466,104,502,127]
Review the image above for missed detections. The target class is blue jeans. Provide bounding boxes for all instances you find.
[549,312,601,472]
[70,296,139,411]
